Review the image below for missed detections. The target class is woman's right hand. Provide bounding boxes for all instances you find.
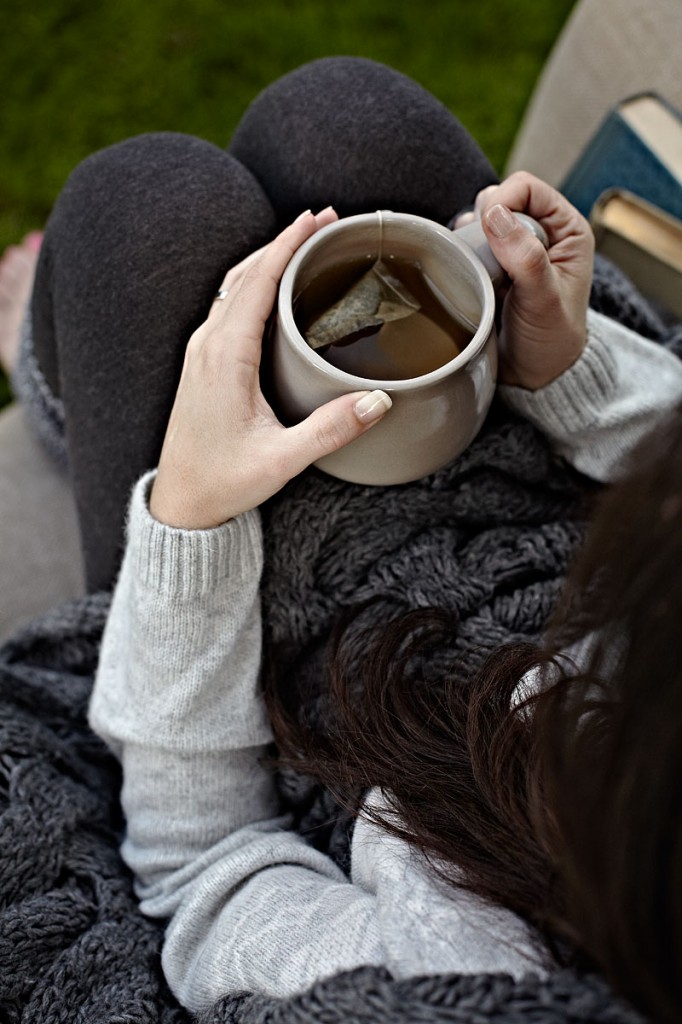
[455,172,595,391]
[149,210,392,531]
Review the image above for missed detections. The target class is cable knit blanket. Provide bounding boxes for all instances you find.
[1,257,677,1023]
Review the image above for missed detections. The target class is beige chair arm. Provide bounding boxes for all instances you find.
[506,0,682,186]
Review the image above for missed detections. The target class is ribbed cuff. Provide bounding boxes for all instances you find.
[499,309,618,436]
[126,472,263,602]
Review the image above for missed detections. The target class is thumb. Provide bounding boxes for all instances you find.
[481,203,552,291]
[283,389,392,473]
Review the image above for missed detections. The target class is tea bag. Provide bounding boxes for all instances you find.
[305,259,421,350]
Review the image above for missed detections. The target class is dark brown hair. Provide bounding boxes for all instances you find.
[265,402,682,1024]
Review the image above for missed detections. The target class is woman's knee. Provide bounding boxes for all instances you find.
[230,57,498,224]
[31,133,276,396]
[45,133,276,279]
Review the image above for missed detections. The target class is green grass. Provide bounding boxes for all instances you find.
[0,0,575,407]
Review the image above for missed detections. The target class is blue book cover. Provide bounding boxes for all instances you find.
[560,93,682,222]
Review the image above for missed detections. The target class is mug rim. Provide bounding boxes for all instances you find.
[277,210,497,392]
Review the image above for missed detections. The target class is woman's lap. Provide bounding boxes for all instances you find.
[26,57,497,592]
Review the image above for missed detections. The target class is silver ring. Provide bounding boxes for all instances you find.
[214,288,230,302]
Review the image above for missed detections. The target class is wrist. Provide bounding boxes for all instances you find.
[500,325,587,391]
[149,472,232,530]
[127,473,264,602]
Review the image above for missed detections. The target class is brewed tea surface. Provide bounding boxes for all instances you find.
[296,254,474,380]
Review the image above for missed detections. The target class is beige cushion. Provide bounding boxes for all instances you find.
[0,403,84,642]
[506,0,682,186]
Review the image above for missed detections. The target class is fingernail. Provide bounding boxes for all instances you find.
[25,231,43,252]
[354,390,392,423]
[485,204,516,238]
[294,209,312,222]
[318,205,336,215]
[453,212,476,229]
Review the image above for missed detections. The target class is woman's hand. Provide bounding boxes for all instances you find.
[455,172,595,390]
[150,209,392,529]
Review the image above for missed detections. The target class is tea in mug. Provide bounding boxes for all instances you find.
[295,254,475,381]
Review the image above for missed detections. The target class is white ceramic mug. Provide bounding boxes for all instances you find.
[267,211,546,485]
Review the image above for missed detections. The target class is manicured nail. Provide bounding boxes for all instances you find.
[485,204,516,238]
[453,212,476,229]
[294,209,313,222]
[318,205,336,215]
[25,231,43,252]
[354,390,392,423]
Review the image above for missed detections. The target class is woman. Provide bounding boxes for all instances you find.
[9,58,682,1022]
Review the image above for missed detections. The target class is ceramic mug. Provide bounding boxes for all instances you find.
[267,210,547,485]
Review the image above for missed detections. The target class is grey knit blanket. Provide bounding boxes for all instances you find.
[1,257,676,1023]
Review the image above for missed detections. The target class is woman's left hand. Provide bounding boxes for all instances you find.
[149,208,392,530]
[454,173,595,390]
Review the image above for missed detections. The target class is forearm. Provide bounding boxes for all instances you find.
[88,472,277,884]
[499,308,682,482]
[88,474,382,1008]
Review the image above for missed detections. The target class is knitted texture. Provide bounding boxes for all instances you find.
[259,408,591,871]
[0,260,673,1023]
[201,967,645,1024]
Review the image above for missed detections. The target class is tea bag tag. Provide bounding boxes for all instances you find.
[305,259,420,350]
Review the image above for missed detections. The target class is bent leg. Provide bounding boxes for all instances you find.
[229,57,497,226]
[28,133,276,591]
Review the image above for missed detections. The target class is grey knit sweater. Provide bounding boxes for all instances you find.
[89,309,682,1016]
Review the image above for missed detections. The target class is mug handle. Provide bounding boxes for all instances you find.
[452,214,549,292]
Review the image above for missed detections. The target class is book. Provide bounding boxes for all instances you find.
[591,189,682,318]
[561,93,682,222]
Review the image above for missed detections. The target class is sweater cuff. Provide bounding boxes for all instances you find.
[498,308,618,436]
[126,472,263,602]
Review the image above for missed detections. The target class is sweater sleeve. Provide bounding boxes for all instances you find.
[498,308,682,483]
[88,473,384,1011]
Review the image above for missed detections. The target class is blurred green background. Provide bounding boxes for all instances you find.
[0,0,575,406]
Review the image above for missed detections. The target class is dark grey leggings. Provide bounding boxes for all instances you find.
[31,57,497,591]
